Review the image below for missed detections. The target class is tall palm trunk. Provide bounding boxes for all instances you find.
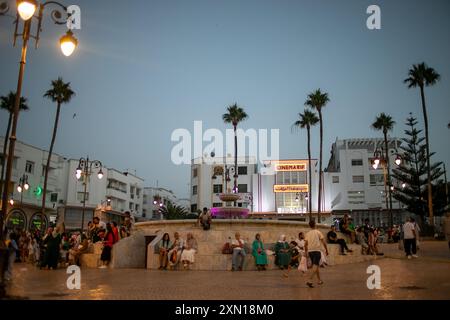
[317,109,323,223]
[307,125,313,221]
[233,124,238,206]
[384,130,393,226]
[0,113,13,197]
[41,102,61,214]
[419,85,433,226]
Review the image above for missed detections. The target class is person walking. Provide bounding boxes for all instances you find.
[304,220,328,288]
[403,218,418,259]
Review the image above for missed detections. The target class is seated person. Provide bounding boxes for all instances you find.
[168,232,184,270]
[283,241,301,278]
[339,215,356,243]
[158,233,172,270]
[252,233,267,271]
[181,233,198,270]
[198,207,212,230]
[368,228,384,256]
[274,235,291,270]
[231,233,246,271]
[327,226,353,255]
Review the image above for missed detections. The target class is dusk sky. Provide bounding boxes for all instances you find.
[1,0,449,199]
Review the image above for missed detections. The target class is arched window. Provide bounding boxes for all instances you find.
[6,209,27,232]
[29,212,48,235]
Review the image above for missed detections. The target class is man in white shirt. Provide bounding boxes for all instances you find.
[231,232,246,271]
[402,218,418,259]
[168,232,184,269]
[304,220,328,288]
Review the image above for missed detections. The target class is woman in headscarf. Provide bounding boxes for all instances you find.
[274,234,291,270]
[252,233,268,271]
[181,233,198,270]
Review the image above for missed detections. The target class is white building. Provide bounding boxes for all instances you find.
[190,156,256,213]
[324,137,409,226]
[143,187,180,219]
[1,137,67,232]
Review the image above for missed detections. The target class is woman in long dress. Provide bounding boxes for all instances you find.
[274,234,291,270]
[181,233,198,270]
[252,233,268,271]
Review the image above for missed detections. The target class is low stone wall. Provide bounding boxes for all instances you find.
[82,220,380,269]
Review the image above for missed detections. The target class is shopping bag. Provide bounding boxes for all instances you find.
[320,251,327,266]
[298,255,308,272]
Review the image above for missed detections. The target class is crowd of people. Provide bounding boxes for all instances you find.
[4,211,136,280]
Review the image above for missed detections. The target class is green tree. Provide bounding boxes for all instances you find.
[293,109,319,221]
[305,89,329,222]
[222,103,248,196]
[159,202,189,220]
[392,114,443,226]
[41,78,75,215]
[0,92,29,197]
[404,62,441,225]
[371,112,396,226]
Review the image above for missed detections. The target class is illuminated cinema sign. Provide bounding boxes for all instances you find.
[273,184,309,193]
[275,163,306,172]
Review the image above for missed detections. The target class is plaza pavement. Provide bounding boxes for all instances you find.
[4,241,450,300]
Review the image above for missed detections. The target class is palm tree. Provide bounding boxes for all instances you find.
[292,109,319,221]
[222,103,248,196]
[404,62,440,226]
[371,112,396,226]
[305,89,329,223]
[41,78,75,215]
[0,92,29,197]
[159,202,189,220]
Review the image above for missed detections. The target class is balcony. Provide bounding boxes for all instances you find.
[106,188,127,200]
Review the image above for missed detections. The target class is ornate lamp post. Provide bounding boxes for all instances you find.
[75,157,103,231]
[16,174,29,203]
[372,147,401,227]
[0,0,78,236]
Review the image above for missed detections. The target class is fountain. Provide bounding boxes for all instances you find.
[210,188,250,219]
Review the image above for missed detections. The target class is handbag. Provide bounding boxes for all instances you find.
[298,255,308,272]
[222,242,233,254]
[170,250,177,263]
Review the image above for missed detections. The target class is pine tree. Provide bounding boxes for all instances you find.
[392,114,443,224]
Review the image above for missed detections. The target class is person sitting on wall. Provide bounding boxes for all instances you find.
[231,232,246,271]
[252,233,268,271]
[274,235,291,270]
[68,234,89,266]
[339,214,356,243]
[158,233,172,270]
[327,225,353,255]
[180,232,198,270]
[168,232,184,270]
[198,207,212,230]
[356,227,369,254]
[283,241,301,278]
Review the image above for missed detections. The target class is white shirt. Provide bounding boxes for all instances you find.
[403,222,416,239]
[232,238,245,250]
[295,239,306,250]
[305,229,325,252]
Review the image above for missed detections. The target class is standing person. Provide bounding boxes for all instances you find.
[124,211,135,236]
[198,207,212,230]
[274,235,291,270]
[231,232,246,271]
[42,226,62,270]
[111,221,120,243]
[99,223,115,269]
[168,232,184,270]
[158,233,172,270]
[403,218,418,259]
[304,220,328,288]
[411,218,421,250]
[5,232,19,281]
[180,233,198,270]
[252,233,267,271]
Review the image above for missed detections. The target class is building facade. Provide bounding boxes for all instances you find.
[143,187,180,219]
[323,138,410,226]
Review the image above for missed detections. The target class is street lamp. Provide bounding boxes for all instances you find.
[75,157,103,231]
[0,0,79,241]
[372,146,401,227]
[17,174,29,203]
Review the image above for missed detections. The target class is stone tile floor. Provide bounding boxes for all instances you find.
[4,241,450,300]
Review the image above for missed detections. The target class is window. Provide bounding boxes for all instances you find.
[238,166,247,175]
[237,184,248,193]
[347,191,365,204]
[77,192,89,202]
[50,193,58,202]
[352,159,363,166]
[213,203,223,207]
[192,168,198,178]
[213,184,223,193]
[352,175,364,183]
[191,204,197,213]
[332,176,339,183]
[370,174,384,186]
[25,161,35,174]
[129,202,133,210]
[135,204,139,211]
[42,165,47,177]
[192,185,197,195]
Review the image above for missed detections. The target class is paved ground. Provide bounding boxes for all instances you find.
[4,241,450,300]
